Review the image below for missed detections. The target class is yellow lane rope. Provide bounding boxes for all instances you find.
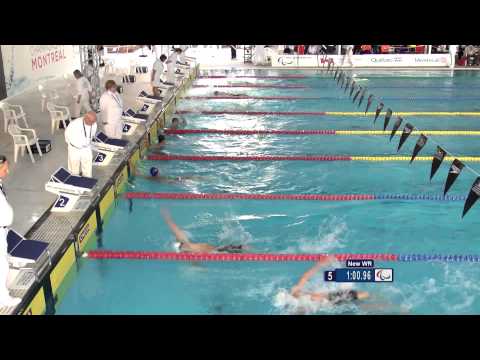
[350,156,480,162]
[335,130,480,136]
[326,112,480,116]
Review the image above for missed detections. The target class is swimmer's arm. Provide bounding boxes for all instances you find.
[160,209,191,244]
[291,256,335,294]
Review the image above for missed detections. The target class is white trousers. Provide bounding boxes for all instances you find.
[72,97,92,118]
[0,228,11,300]
[68,147,93,177]
[104,121,124,140]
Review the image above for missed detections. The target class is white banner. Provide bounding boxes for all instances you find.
[1,45,81,97]
[271,53,452,68]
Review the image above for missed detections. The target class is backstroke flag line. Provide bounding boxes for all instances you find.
[462,177,480,218]
[444,159,464,195]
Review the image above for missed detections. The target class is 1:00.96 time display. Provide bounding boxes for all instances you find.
[345,269,372,281]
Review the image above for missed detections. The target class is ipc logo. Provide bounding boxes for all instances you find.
[375,269,393,282]
[123,124,131,133]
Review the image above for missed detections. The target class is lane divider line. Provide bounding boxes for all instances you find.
[176,110,480,116]
[165,129,480,136]
[183,96,480,101]
[192,84,308,89]
[146,154,480,162]
[198,75,306,79]
[84,251,480,263]
[124,192,467,201]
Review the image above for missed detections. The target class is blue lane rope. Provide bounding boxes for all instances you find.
[374,193,467,201]
[398,254,480,262]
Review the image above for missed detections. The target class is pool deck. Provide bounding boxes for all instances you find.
[0,67,198,315]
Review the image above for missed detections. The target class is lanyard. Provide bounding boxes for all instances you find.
[0,183,6,199]
[83,120,92,143]
[110,92,122,108]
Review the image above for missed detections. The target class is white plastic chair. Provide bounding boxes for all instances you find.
[38,85,60,112]
[7,123,42,163]
[46,102,70,134]
[0,102,29,132]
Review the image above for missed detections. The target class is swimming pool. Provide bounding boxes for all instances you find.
[57,69,480,315]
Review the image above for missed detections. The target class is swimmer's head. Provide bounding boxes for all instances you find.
[172,118,179,124]
[150,167,159,177]
[214,91,220,96]
[158,134,166,145]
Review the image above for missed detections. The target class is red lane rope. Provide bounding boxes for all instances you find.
[86,251,398,262]
[146,155,352,161]
[164,129,337,135]
[192,84,308,89]
[198,75,306,79]
[183,96,319,100]
[124,192,374,201]
[176,111,327,116]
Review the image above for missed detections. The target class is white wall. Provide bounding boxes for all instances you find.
[1,45,81,97]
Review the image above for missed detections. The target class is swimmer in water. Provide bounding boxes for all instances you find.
[150,134,168,155]
[169,117,187,130]
[133,166,201,185]
[213,90,244,97]
[161,209,249,253]
[291,256,370,305]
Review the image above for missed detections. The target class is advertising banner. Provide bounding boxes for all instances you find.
[1,45,81,96]
[271,54,451,68]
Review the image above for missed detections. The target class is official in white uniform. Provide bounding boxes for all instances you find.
[449,45,458,69]
[73,70,92,118]
[0,156,22,308]
[166,54,178,84]
[151,54,168,97]
[65,112,97,178]
[99,80,123,139]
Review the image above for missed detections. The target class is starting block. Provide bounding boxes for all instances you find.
[51,193,91,213]
[122,122,138,136]
[93,150,115,167]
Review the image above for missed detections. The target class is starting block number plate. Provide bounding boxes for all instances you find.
[94,152,107,164]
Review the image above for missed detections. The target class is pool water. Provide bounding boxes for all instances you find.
[57,69,480,315]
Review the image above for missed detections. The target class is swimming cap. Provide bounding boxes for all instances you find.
[173,242,181,252]
[150,167,159,177]
[158,134,166,143]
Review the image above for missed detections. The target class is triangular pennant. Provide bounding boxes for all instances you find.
[383,108,393,130]
[334,68,339,79]
[344,77,351,92]
[337,71,343,85]
[365,95,374,114]
[410,134,428,163]
[462,177,480,218]
[444,159,464,195]
[349,81,356,97]
[389,117,403,141]
[327,60,332,72]
[397,123,414,151]
[352,87,362,103]
[374,103,384,123]
[430,146,447,181]
[340,74,346,88]
[357,88,367,108]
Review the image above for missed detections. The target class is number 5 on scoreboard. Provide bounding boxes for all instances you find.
[324,270,336,282]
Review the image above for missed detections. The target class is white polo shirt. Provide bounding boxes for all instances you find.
[65,117,97,150]
[76,77,92,98]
